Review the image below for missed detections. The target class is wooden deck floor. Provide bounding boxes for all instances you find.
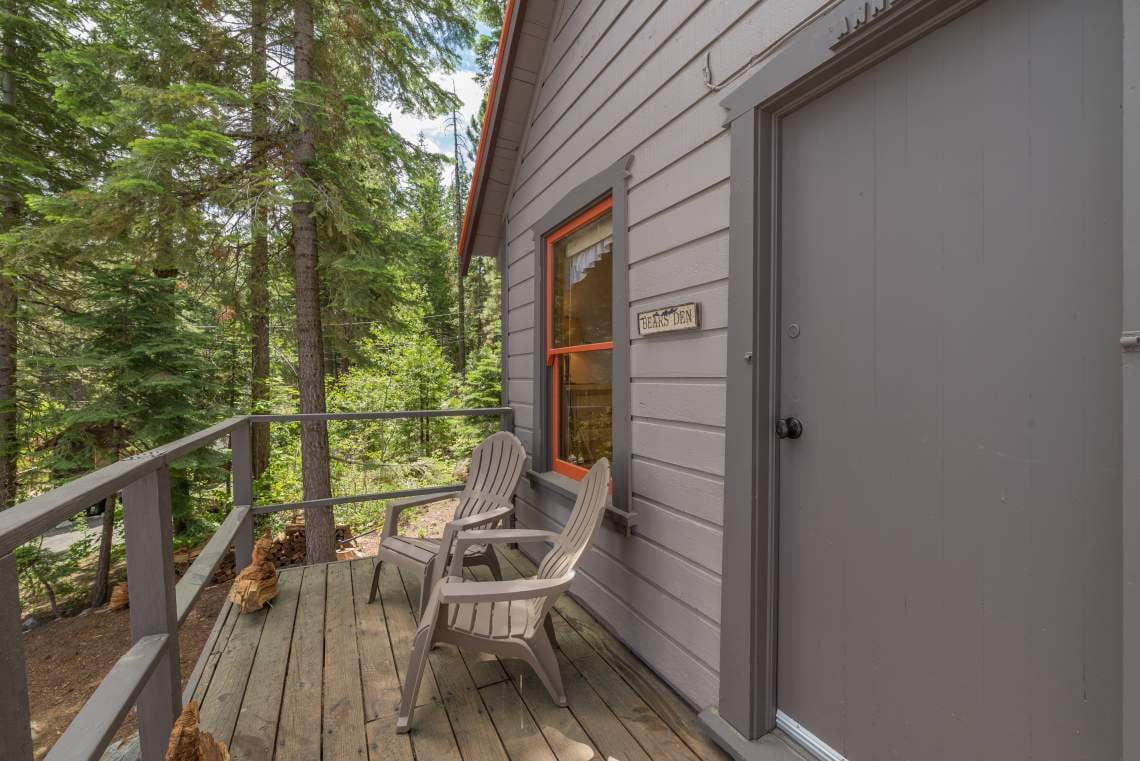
[189,547,730,761]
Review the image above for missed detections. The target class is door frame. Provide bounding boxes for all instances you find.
[705,0,993,749]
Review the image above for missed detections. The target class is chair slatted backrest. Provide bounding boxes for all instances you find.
[453,431,527,520]
[529,458,611,627]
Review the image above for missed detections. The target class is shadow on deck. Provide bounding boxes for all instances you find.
[190,547,729,761]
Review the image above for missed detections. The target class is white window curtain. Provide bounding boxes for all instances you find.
[568,236,612,284]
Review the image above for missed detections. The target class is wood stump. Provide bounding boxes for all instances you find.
[165,701,229,761]
[108,582,129,611]
[227,536,278,613]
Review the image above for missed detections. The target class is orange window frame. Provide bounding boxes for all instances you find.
[545,196,614,480]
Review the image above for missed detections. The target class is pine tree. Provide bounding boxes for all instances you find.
[0,0,98,509]
[47,262,223,601]
[1,0,491,595]
[53,264,221,513]
[248,0,274,479]
[406,156,461,366]
[285,0,474,563]
[290,0,337,563]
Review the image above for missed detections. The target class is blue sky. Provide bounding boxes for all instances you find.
[380,28,491,158]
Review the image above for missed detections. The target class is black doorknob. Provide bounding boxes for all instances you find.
[775,417,804,440]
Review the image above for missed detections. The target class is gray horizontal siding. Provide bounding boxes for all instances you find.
[506,328,533,356]
[502,0,826,708]
[514,489,721,708]
[631,332,728,378]
[629,231,730,301]
[632,380,726,427]
[632,457,724,526]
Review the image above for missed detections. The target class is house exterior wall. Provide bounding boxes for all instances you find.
[501,0,829,709]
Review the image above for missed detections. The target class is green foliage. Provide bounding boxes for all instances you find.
[5,0,506,612]
[331,320,457,460]
[46,263,227,529]
[16,535,95,619]
[462,342,502,438]
[0,2,99,205]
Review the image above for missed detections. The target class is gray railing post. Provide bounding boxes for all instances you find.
[231,420,254,571]
[122,466,180,761]
[0,553,34,761]
[498,408,519,536]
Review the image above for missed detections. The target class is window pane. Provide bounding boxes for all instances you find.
[557,349,612,470]
[551,211,613,348]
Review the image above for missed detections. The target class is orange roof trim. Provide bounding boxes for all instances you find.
[458,0,519,275]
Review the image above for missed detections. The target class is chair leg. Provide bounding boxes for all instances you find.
[543,611,557,649]
[368,559,383,603]
[483,547,503,581]
[526,628,567,707]
[397,624,435,733]
[417,559,436,619]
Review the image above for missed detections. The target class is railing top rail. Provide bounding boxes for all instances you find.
[248,407,513,423]
[42,633,170,761]
[149,415,247,465]
[0,408,513,557]
[0,416,248,558]
[0,457,158,558]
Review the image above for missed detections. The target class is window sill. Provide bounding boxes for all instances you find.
[526,469,638,536]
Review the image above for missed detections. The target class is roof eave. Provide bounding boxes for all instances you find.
[458,0,522,277]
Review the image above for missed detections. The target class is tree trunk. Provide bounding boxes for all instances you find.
[90,425,120,608]
[451,101,466,375]
[31,560,60,619]
[89,495,116,608]
[0,272,15,511]
[457,266,466,374]
[249,0,271,479]
[292,0,335,564]
[0,27,19,511]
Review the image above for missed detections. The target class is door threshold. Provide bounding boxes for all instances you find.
[698,708,817,761]
[775,711,847,761]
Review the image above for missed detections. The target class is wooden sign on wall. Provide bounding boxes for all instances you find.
[637,303,701,336]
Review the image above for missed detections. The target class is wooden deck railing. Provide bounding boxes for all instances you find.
[0,407,513,761]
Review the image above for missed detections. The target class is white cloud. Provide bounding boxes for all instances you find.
[381,69,484,157]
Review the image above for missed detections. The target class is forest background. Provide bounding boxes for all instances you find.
[0,0,506,617]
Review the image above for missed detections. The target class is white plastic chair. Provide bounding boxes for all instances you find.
[368,430,527,614]
[396,457,611,733]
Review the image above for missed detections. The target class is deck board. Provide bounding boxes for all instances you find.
[501,548,729,761]
[230,569,301,758]
[195,549,730,761]
[323,561,368,760]
[198,597,269,746]
[275,564,326,761]
[399,567,511,761]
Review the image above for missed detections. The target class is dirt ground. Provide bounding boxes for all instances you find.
[24,500,458,759]
[24,582,231,759]
[353,496,457,556]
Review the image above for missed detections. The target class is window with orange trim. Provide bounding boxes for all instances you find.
[546,198,614,480]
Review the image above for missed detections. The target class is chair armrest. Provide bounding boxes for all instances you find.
[381,490,460,539]
[446,505,514,532]
[447,527,557,577]
[437,505,515,578]
[436,574,574,604]
[454,528,557,550]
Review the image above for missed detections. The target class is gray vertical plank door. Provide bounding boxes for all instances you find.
[1126,0,1140,757]
[0,553,34,760]
[774,0,1122,759]
[121,466,181,761]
